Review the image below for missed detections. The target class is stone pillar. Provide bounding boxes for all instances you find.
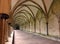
[0,0,11,43]
[34,18,36,33]
[0,13,9,44]
[0,17,5,44]
[8,23,11,37]
[39,21,41,33]
[5,20,9,42]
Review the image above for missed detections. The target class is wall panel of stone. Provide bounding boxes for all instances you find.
[36,19,40,33]
[40,18,47,35]
[48,13,59,37]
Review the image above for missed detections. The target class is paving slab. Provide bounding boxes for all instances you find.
[15,30,60,44]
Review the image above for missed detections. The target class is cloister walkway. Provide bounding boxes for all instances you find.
[14,30,60,44]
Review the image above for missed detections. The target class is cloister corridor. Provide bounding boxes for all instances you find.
[0,0,60,44]
[15,30,60,44]
[5,29,60,44]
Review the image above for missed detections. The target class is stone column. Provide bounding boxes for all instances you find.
[5,20,9,42]
[0,13,9,44]
[0,17,5,44]
[0,0,11,43]
[39,20,41,33]
[8,23,11,37]
[34,18,36,33]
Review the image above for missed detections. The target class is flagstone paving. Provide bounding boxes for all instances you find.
[15,30,60,44]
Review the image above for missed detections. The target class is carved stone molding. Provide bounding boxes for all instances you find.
[0,13,9,20]
[8,23,11,25]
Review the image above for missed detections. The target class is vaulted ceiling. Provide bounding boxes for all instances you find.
[11,0,60,27]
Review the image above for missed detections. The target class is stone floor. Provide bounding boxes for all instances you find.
[15,30,60,44]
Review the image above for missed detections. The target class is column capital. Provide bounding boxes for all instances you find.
[0,13,9,20]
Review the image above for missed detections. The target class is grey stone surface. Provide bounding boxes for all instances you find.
[15,30,60,44]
